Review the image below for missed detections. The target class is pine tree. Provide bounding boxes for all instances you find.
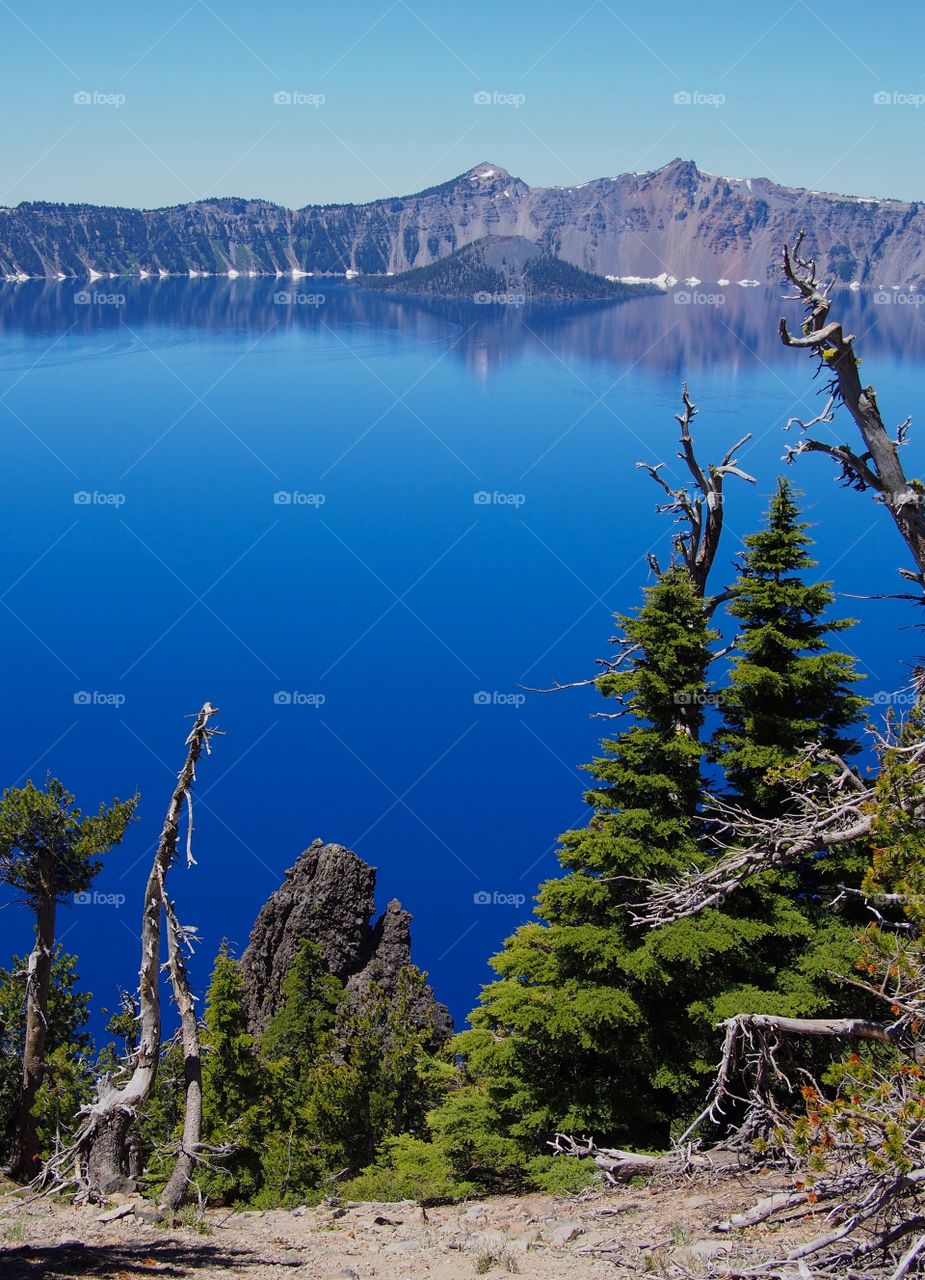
[0,950,92,1165]
[198,944,266,1203]
[455,566,720,1149]
[449,540,869,1161]
[712,479,867,814]
[0,779,136,1178]
[261,940,343,1069]
[258,940,346,1201]
[256,946,446,1203]
[699,479,871,1058]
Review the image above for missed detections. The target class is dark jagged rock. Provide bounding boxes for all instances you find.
[239,839,452,1046]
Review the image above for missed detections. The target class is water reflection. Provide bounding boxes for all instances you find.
[2,277,924,376]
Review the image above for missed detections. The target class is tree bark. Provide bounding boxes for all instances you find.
[5,849,56,1180]
[722,1012,898,1047]
[158,897,204,1209]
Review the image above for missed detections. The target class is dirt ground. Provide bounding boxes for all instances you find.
[0,1171,822,1279]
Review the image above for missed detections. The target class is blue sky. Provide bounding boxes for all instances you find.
[0,0,922,209]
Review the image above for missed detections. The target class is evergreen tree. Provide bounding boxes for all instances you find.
[712,479,867,814]
[454,566,720,1149]
[261,940,343,1068]
[198,945,265,1203]
[0,777,136,1177]
[0,949,92,1165]
[447,543,869,1163]
[258,940,347,1202]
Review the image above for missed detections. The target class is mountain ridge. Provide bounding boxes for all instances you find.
[2,158,922,284]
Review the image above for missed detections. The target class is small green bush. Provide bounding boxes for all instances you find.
[525,1154,597,1195]
[341,1134,477,1203]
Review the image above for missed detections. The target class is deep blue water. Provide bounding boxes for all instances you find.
[1,277,923,1035]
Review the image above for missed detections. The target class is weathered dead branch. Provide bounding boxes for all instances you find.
[780,230,925,591]
[632,743,878,926]
[639,384,756,602]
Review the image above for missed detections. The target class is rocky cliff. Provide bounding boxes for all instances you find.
[2,159,923,284]
[238,839,452,1046]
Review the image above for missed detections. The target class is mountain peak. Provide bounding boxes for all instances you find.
[465,162,512,183]
[657,157,702,177]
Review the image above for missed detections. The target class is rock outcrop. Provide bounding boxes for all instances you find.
[4,159,925,284]
[238,839,452,1046]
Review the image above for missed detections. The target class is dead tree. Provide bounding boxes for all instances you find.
[72,703,220,1199]
[637,384,755,604]
[780,230,925,591]
[158,897,204,1208]
[548,1132,737,1183]
[525,386,753,702]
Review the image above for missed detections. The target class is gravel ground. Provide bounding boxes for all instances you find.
[0,1172,821,1279]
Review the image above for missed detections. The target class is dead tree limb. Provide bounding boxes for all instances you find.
[780,231,925,590]
[547,1133,718,1184]
[529,388,754,707]
[638,384,756,603]
[521,644,642,696]
[633,744,878,926]
[72,703,220,1199]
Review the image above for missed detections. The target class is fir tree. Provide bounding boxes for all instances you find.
[0,949,92,1165]
[0,777,136,1177]
[455,566,720,1148]
[255,939,344,1202]
[198,944,265,1203]
[449,545,868,1160]
[712,479,867,814]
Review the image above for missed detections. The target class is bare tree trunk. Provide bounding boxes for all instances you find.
[158,896,204,1209]
[76,703,219,1198]
[5,850,56,1179]
[638,384,755,603]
